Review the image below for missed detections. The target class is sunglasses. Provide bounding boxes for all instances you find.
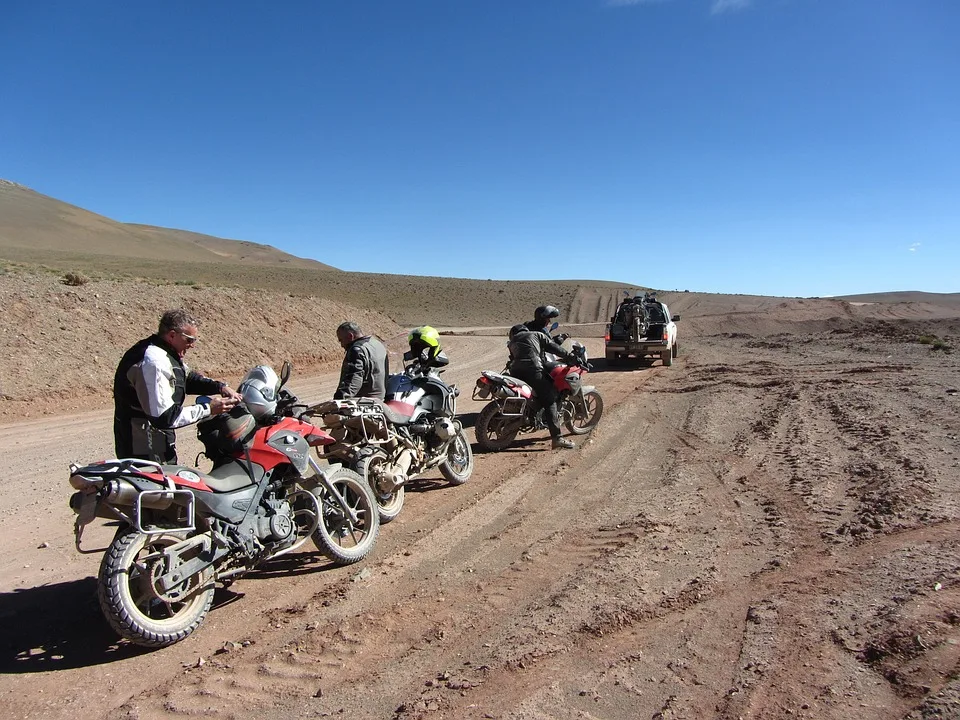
[177,329,198,343]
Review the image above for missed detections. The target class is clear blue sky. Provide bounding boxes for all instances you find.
[2,1,958,297]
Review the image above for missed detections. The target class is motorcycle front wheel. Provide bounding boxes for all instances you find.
[475,402,521,451]
[440,428,474,485]
[312,467,380,564]
[565,390,604,435]
[98,528,215,648]
[357,452,405,524]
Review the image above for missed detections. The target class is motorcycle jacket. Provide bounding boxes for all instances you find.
[523,319,551,335]
[508,329,575,376]
[335,335,390,400]
[113,335,224,462]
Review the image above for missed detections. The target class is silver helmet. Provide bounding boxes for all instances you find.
[238,365,280,419]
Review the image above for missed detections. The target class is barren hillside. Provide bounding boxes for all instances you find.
[0,180,335,271]
[1,184,960,720]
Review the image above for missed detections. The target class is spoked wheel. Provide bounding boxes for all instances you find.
[357,453,405,524]
[98,528,215,648]
[565,390,604,435]
[475,402,521,451]
[440,429,473,485]
[312,466,380,564]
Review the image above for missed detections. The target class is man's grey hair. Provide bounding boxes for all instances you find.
[337,321,362,337]
[159,309,201,334]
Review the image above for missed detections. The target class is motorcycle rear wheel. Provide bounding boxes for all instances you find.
[98,528,214,648]
[312,467,380,564]
[357,453,405,524]
[475,402,520,451]
[565,390,604,435]
[440,428,473,485]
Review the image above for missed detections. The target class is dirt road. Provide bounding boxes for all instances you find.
[2,326,959,720]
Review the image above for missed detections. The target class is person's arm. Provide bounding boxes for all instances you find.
[134,349,210,429]
[184,370,223,396]
[334,347,366,399]
[543,337,569,357]
[185,369,241,400]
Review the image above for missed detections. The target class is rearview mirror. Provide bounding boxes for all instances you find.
[280,361,292,387]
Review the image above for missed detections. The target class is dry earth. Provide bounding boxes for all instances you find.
[1,270,960,720]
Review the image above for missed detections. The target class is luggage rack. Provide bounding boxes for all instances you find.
[499,396,528,417]
[71,457,197,552]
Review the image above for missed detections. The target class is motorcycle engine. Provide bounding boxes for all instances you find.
[258,499,295,543]
[433,417,457,442]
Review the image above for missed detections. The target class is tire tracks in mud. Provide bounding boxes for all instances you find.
[111,357,670,720]
[466,346,958,720]
[6,328,959,720]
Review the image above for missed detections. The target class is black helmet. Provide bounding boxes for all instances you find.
[534,305,560,324]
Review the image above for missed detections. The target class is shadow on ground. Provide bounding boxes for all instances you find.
[0,577,152,672]
[0,553,340,673]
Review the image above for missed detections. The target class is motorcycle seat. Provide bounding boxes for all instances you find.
[160,460,263,493]
[377,399,415,425]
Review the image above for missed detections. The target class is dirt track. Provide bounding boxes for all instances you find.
[2,322,959,720]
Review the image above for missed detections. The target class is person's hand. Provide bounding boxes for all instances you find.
[209,395,239,414]
[220,384,242,401]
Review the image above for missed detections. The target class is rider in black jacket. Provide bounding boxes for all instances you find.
[334,321,390,400]
[523,305,560,335]
[507,324,577,450]
[114,309,240,464]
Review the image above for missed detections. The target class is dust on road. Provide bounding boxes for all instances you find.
[1,327,959,720]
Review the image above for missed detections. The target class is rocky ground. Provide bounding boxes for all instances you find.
[1,270,959,720]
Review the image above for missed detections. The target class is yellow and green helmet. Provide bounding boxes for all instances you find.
[408,325,441,358]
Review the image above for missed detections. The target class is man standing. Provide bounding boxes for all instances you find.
[334,321,390,400]
[507,324,577,450]
[113,309,240,464]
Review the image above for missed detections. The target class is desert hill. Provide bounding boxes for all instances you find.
[2,183,960,720]
[0,179,336,271]
[1,180,958,418]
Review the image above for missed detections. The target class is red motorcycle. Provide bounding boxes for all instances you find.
[68,362,379,648]
[473,338,603,451]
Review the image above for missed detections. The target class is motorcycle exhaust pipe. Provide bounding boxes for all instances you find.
[68,478,176,518]
[106,479,177,509]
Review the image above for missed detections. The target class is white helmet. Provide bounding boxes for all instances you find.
[238,365,280,419]
[242,365,280,389]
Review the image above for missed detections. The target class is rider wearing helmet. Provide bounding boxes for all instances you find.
[405,325,447,366]
[524,305,561,335]
[507,325,578,450]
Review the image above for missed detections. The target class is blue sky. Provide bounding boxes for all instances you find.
[2,1,958,297]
